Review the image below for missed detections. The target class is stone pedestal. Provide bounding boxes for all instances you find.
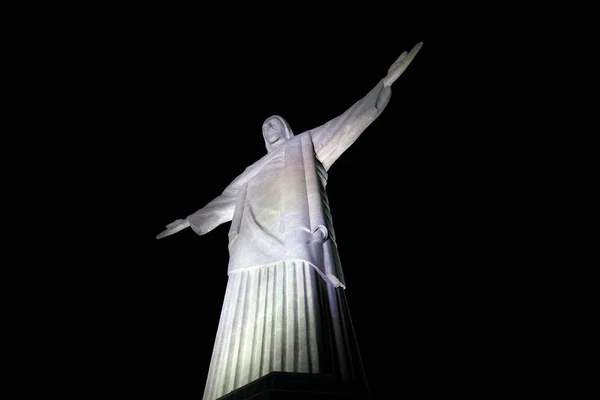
[217,371,371,400]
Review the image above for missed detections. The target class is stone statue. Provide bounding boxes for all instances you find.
[157,42,423,400]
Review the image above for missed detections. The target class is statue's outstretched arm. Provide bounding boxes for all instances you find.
[155,162,253,242]
[156,187,238,240]
[309,42,422,171]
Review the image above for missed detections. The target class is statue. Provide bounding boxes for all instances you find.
[157,42,423,400]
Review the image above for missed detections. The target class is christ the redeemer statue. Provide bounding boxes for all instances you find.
[157,42,423,400]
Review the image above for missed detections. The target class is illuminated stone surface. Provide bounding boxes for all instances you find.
[157,42,422,400]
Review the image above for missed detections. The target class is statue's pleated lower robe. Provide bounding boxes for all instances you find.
[202,261,361,400]
[185,80,391,400]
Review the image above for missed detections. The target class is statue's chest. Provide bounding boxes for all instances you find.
[247,151,285,214]
[243,134,322,230]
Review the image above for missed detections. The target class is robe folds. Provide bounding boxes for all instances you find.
[186,79,391,399]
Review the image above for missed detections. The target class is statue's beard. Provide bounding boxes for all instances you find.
[264,131,287,152]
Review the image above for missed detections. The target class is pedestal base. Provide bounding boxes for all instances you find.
[216,372,371,400]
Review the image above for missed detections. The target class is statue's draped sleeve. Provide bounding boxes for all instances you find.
[185,167,252,236]
[308,79,391,171]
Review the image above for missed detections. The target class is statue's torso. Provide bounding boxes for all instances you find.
[227,133,343,287]
[228,147,286,267]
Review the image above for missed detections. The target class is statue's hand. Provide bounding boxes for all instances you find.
[383,41,423,87]
[156,219,190,239]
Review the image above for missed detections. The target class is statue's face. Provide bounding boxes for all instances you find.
[263,118,287,149]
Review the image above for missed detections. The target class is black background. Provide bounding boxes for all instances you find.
[5,2,598,399]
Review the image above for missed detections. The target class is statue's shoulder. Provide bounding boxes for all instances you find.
[286,131,312,146]
[296,131,312,140]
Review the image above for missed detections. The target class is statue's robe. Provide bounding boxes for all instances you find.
[187,80,391,400]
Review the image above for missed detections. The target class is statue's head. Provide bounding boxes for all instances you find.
[262,115,294,152]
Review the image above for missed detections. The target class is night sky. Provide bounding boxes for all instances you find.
[141,10,439,399]
[124,10,453,398]
[7,3,598,399]
[132,14,472,397]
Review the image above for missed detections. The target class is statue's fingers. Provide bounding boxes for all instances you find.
[396,51,408,63]
[383,43,422,87]
[406,42,423,61]
[169,222,189,234]
[388,51,408,73]
[156,229,173,239]
[391,42,423,77]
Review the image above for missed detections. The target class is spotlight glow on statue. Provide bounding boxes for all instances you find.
[157,42,423,400]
